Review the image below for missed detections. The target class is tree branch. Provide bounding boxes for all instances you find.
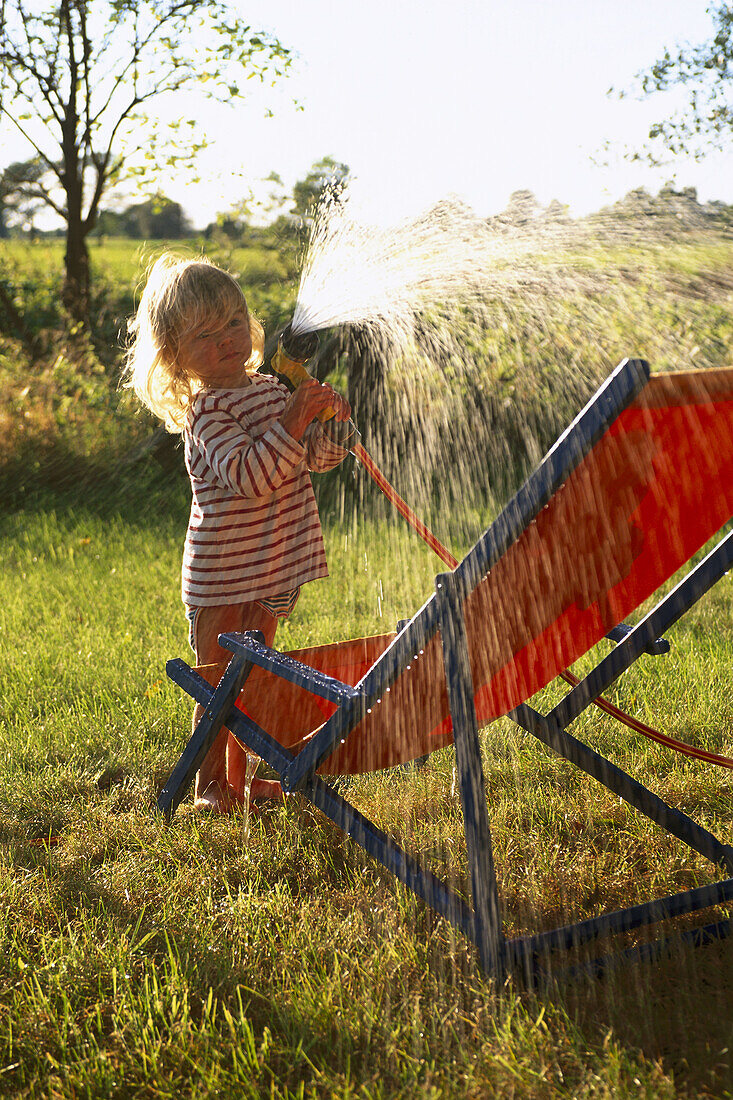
[2,111,64,185]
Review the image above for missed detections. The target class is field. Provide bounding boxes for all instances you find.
[0,227,732,1097]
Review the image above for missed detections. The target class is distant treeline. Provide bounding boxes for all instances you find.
[487,184,733,232]
[0,193,301,245]
[0,155,348,245]
[5,182,733,245]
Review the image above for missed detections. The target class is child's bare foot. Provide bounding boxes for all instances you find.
[226,740,288,804]
[194,779,284,814]
[225,776,288,805]
[250,776,288,802]
[194,781,240,815]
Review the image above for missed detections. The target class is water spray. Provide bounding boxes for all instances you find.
[272,319,457,569]
[270,186,551,569]
[276,182,651,572]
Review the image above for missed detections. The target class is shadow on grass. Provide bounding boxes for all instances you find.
[558,936,733,1093]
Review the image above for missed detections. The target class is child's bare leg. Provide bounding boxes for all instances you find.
[192,601,278,812]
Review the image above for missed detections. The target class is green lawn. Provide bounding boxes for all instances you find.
[0,467,731,1098]
[1,223,732,1096]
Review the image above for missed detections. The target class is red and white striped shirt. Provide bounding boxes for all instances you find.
[182,374,346,607]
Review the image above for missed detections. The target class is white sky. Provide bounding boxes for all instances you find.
[4,0,733,227]
[171,0,732,226]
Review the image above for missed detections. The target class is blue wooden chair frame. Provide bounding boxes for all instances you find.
[158,357,733,982]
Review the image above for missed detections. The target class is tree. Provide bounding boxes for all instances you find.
[119,194,193,238]
[0,158,46,236]
[0,1,292,324]
[204,198,252,241]
[618,4,733,164]
[291,156,350,219]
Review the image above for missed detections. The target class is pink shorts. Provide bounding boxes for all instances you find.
[185,588,300,652]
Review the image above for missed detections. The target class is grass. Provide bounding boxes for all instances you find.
[1,223,732,1095]
[0,467,732,1098]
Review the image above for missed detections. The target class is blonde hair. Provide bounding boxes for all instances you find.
[123,254,265,431]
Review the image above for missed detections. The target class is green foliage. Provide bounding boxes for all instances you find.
[95,195,193,240]
[616,3,733,163]
[0,0,293,318]
[0,158,45,237]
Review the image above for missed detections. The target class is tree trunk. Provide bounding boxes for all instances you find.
[60,18,90,332]
[63,211,90,326]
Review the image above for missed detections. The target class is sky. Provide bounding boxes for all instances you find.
[161,0,732,228]
[3,0,732,228]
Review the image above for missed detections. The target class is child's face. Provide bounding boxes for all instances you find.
[177,308,254,388]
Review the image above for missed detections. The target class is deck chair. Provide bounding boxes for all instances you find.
[158,358,733,981]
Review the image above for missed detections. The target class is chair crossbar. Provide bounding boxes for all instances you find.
[220,632,364,706]
[157,653,253,820]
[555,917,733,984]
[164,658,295,777]
[605,623,670,655]
[436,569,504,975]
[510,701,733,873]
[301,772,479,945]
[506,876,733,971]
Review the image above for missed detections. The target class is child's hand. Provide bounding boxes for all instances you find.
[326,387,351,422]
[280,378,351,441]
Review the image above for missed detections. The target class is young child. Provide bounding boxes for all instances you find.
[124,254,351,813]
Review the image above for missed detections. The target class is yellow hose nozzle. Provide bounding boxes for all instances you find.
[272,325,336,423]
[271,344,336,423]
[272,323,359,451]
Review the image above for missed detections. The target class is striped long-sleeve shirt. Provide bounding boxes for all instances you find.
[182,374,347,607]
